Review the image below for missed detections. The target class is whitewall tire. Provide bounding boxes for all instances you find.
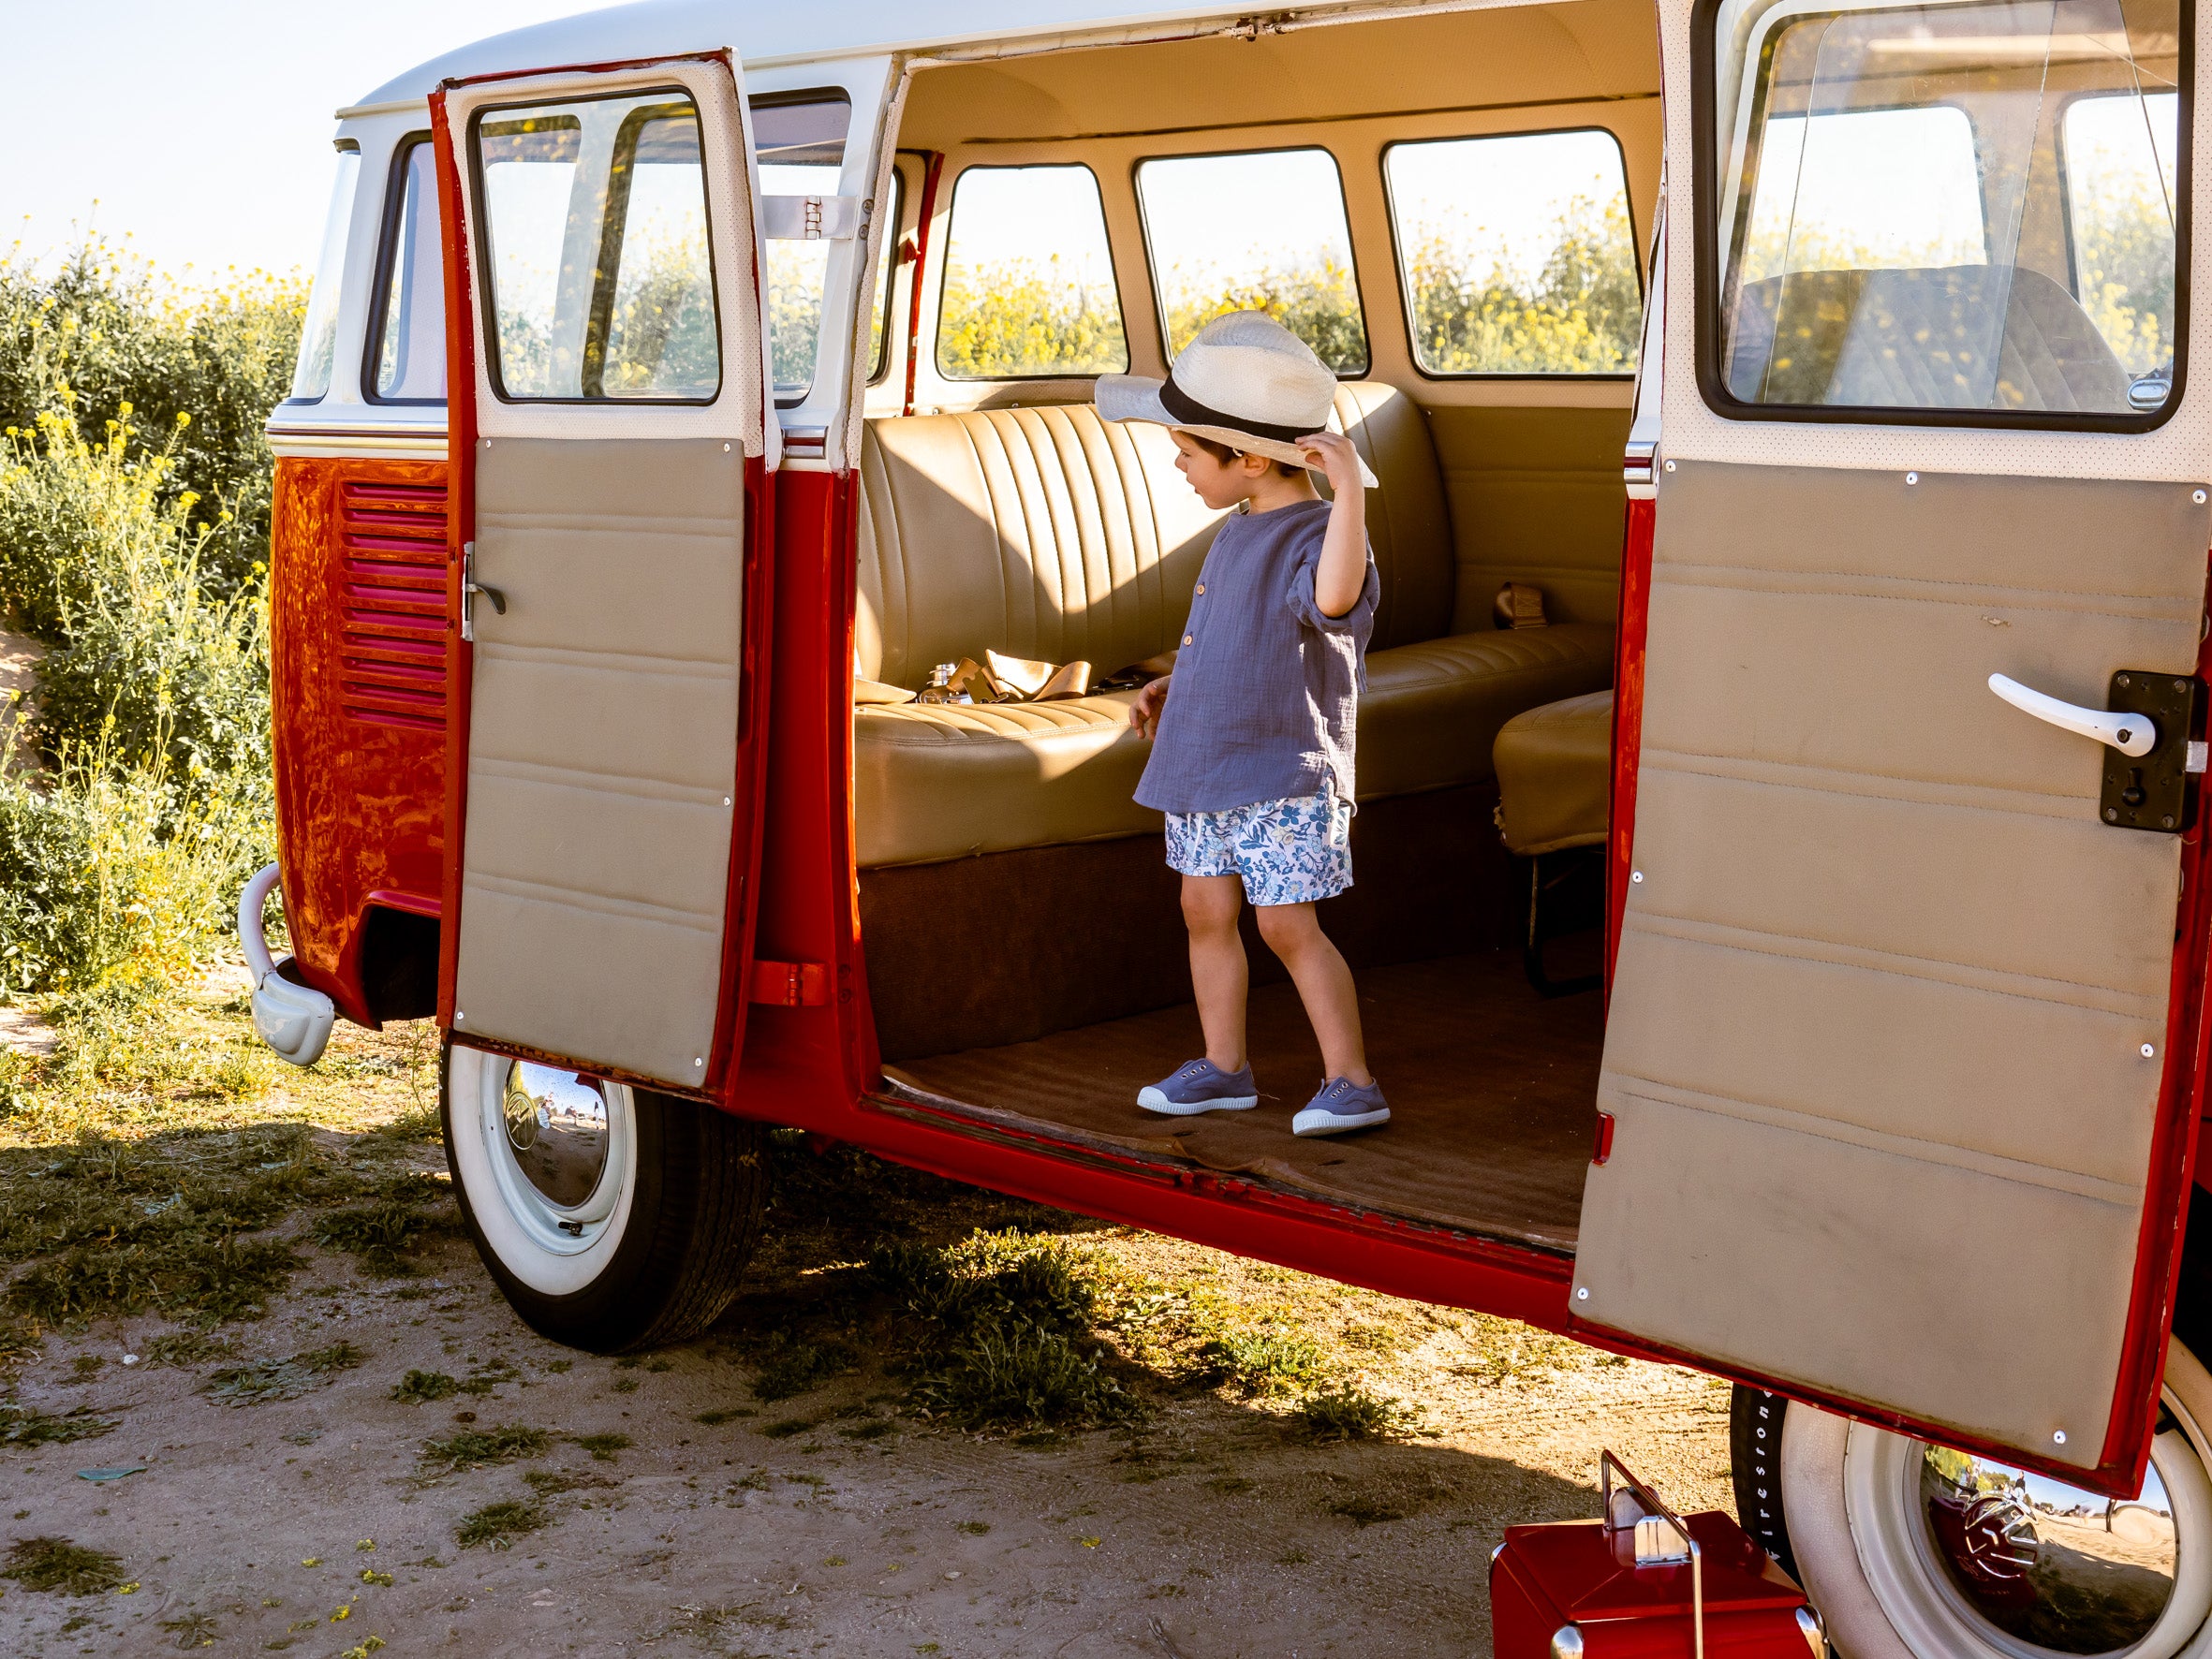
[440,1039,768,1351]
[1733,1340,2212,1659]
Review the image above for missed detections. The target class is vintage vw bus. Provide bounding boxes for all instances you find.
[256,0,2212,1651]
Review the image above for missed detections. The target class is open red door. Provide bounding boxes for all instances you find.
[1580,0,2205,1496]
[431,51,774,1096]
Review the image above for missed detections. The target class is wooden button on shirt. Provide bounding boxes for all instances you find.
[1134,497,1379,816]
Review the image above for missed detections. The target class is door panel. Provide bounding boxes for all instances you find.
[454,437,745,1082]
[435,55,769,1093]
[1585,462,2205,1471]
[1587,0,2205,1476]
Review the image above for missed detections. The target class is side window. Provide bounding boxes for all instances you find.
[1710,0,2182,421]
[367,138,447,403]
[2063,91,2181,389]
[288,145,361,402]
[1383,129,1640,376]
[1136,148,1367,374]
[869,170,904,383]
[476,92,720,403]
[936,165,1128,380]
[756,91,851,404]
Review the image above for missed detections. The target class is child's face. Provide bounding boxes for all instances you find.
[1171,432,1271,510]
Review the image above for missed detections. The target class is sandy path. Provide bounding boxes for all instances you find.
[0,1237,1730,1658]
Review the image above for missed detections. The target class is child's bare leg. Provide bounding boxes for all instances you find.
[1183,874,1248,1070]
[1255,903,1371,1085]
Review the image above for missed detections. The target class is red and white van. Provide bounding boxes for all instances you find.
[251,2,2212,1652]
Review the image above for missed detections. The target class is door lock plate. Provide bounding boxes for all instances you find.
[2101,670,2200,833]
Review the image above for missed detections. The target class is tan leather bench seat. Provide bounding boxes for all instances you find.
[1493,688,1615,856]
[853,387,1614,869]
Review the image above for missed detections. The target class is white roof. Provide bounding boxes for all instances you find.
[348,0,1268,111]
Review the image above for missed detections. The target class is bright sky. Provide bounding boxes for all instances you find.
[0,1,591,285]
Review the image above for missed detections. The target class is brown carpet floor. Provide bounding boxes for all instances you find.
[891,950,1601,1250]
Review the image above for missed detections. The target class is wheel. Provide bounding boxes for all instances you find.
[439,1038,769,1352]
[1729,1341,2212,1659]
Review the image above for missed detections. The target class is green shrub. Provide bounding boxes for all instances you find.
[0,238,302,594]
[1195,1328,1329,1398]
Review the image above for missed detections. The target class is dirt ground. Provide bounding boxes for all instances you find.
[0,983,1733,1659]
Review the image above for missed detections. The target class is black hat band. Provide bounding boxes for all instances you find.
[1158,372,1313,446]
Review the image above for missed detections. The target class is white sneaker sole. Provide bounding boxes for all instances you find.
[1291,1106,1391,1138]
[1137,1088,1260,1117]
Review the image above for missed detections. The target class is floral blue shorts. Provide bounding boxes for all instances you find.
[1163,792,1353,905]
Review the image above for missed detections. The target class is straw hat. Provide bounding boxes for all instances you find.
[1097,311,1379,488]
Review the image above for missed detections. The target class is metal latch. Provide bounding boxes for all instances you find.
[1989,670,2202,833]
[1601,1450,1704,1659]
[761,195,863,241]
[2099,671,2201,833]
[748,959,831,1006]
[460,539,506,643]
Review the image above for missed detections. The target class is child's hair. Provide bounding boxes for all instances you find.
[1185,433,1302,478]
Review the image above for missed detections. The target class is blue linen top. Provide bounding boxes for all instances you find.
[1133,496,1379,815]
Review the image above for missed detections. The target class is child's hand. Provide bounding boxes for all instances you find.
[1130,675,1171,739]
[1296,430,1363,497]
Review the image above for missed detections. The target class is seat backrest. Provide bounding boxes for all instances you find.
[1727,265,2131,413]
[855,386,1458,686]
[856,405,1219,687]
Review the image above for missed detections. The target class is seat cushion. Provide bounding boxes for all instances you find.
[855,692,1157,868]
[1494,688,1615,856]
[1359,623,1615,801]
[855,624,1615,868]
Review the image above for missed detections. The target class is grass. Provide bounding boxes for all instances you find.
[1292,1385,1418,1444]
[200,1340,366,1406]
[419,1425,551,1473]
[572,1432,631,1462]
[313,1184,456,1275]
[1196,1329,1329,1398]
[391,1369,458,1405]
[696,1406,755,1425]
[2,1534,126,1594]
[455,1500,548,1550]
[0,1402,116,1446]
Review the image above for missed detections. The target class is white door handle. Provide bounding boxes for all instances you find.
[1988,673,2157,757]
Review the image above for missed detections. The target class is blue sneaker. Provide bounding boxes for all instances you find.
[1138,1058,1259,1117]
[1291,1076,1390,1137]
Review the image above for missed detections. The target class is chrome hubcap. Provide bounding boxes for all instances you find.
[500,1062,612,1209]
[1918,1446,2178,1654]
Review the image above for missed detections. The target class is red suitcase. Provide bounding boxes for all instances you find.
[1491,1453,1824,1659]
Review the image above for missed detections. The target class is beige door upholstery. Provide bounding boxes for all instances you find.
[1494,689,1614,855]
[451,438,744,1087]
[1579,462,2208,1469]
[853,386,1615,868]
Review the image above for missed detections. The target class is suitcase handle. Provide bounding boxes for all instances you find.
[1601,1449,1703,1659]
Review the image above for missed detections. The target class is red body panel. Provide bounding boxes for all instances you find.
[1604,494,1655,996]
[269,455,450,1025]
[1492,1512,1809,1659]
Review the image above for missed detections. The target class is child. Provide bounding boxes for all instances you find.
[1096,311,1388,1138]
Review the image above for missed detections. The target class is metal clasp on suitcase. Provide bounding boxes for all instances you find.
[1600,1448,1703,1659]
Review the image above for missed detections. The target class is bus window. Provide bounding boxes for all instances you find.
[1712,0,2182,419]
[2062,91,2180,386]
[478,94,720,402]
[936,164,1128,379]
[1383,128,1640,376]
[368,138,446,403]
[756,91,851,404]
[288,144,361,403]
[1137,147,1367,374]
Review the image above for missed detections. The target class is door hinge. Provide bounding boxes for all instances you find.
[748,959,831,1007]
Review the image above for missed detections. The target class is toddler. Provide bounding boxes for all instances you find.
[1096,311,1388,1137]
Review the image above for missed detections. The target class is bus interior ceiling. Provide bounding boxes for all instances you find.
[851,2,1664,1249]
